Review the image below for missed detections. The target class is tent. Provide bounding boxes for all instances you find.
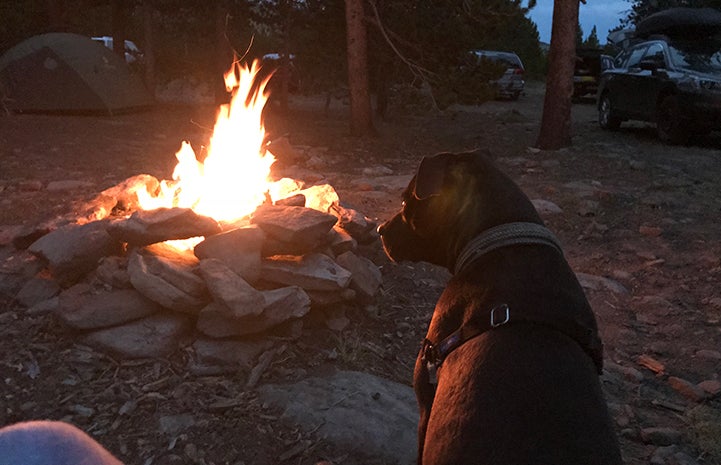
[0,32,153,115]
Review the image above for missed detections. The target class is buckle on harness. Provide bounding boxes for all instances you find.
[490,304,511,327]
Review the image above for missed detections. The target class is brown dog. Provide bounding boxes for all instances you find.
[378,151,622,465]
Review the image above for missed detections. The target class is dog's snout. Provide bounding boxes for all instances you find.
[377,221,389,236]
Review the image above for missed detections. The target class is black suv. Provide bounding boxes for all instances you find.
[597,36,721,144]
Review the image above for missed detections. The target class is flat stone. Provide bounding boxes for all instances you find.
[28,220,123,286]
[298,184,339,213]
[328,226,357,255]
[107,208,222,246]
[198,258,265,318]
[640,427,682,446]
[0,251,44,299]
[128,245,209,314]
[196,286,310,338]
[335,251,382,300]
[261,253,352,291]
[15,272,60,308]
[252,205,337,249]
[95,256,132,289]
[55,284,163,330]
[258,371,417,465]
[668,376,707,402]
[330,204,375,241]
[83,313,191,359]
[531,199,563,215]
[698,380,721,396]
[190,338,273,370]
[194,225,265,283]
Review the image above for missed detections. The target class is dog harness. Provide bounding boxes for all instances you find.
[422,222,605,384]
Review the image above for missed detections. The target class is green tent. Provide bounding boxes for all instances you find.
[0,32,153,115]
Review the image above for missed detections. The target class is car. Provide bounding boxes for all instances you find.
[573,49,614,101]
[597,36,721,144]
[469,50,525,100]
[91,36,144,66]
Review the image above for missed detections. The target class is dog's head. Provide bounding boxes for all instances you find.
[378,150,542,271]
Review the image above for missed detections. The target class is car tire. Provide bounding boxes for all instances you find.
[656,95,688,145]
[598,93,622,130]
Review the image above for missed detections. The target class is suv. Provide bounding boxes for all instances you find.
[573,49,614,101]
[470,50,525,100]
[597,36,721,144]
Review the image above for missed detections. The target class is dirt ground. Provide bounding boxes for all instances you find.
[1,81,720,465]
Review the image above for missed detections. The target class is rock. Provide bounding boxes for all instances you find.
[298,184,340,213]
[274,193,306,207]
[159,414,195,436]
[196,286,310,338]
[193,226,265,283]
[639,225,663,237]
[26,296,60,315]
[15,272,60,308]
[698,380,721,396]
[330,204,376,242]
[55,284,162,330]
[261,253,352,291]
[328,226,357,255]
[605,361,644,383]
[189,338,273,373]
[81,174,160,221]
[640,427,683,446]
[531,199,563,215]
[266,136,306,165]
[127,244,209,314]
[695,349,721,361]
[637,354,666,375]
[107,208,222,246]
[83,313,191,359]
[198,259,265,318]
[362,165,394,176]
[28,220,123,286]
[577,199,599,217]
[575,272,629,294]
[258,371,417,465]
[0,251,44,299]
[335,251,382,300]
[251,204,337,250]
[95,256,132,289]
[668,376,707,402]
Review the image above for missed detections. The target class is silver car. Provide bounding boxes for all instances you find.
[470,50,525,100]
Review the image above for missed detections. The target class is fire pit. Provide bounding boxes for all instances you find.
[4,60,382,374]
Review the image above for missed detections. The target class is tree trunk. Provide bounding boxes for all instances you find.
[142,3,156,93]
[536,0,579,150]
[111,0,128,62]
[345,0,375,136]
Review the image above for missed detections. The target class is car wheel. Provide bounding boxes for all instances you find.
[656,95,688,145]
[598,93,621,130]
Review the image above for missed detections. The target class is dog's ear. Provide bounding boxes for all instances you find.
[413,153,451,199]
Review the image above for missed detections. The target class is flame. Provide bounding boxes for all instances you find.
[139,59,276,223]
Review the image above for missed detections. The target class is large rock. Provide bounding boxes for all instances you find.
[189,338,273,374]
[261,253,352,291]
[107,208,222,246]
[193,225,265,283]
[335,251,382,300]
[28,220,122,286]
[128,244,209,314]
[198,258,265,318]
[83,313,191,359]
[297,184,340,213]
[196,286,310,338]
[79,174,160,222]
[251,205,337,251]
[55,284,163,330]
[258,371,417,465]
[330,204,376,242]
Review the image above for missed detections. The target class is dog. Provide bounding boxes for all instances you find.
[378,151,622,465]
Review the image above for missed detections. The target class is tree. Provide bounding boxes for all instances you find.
[536,0,580,150]
[622,0,721,28]
[584,25,600,49]
[345,0,374,136]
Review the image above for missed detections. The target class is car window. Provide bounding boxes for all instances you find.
[642,43,667,67]
[668,39,721,73]
[626,46,649,68]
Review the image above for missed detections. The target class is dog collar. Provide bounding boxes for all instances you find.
[454,222,563,275]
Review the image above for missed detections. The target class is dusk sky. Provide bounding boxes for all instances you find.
[528,0,632,44]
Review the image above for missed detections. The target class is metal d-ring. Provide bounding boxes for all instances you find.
[490,304,510,328]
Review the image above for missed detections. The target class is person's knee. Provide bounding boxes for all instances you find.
[0,420,123,465]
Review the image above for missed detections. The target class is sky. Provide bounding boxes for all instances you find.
[528,0,631,44]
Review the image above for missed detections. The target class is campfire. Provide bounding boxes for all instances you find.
[9,59,382,374]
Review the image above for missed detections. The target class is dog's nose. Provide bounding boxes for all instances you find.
[377,222,388,236]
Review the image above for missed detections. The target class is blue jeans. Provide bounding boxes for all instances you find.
[0,421,123,465]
